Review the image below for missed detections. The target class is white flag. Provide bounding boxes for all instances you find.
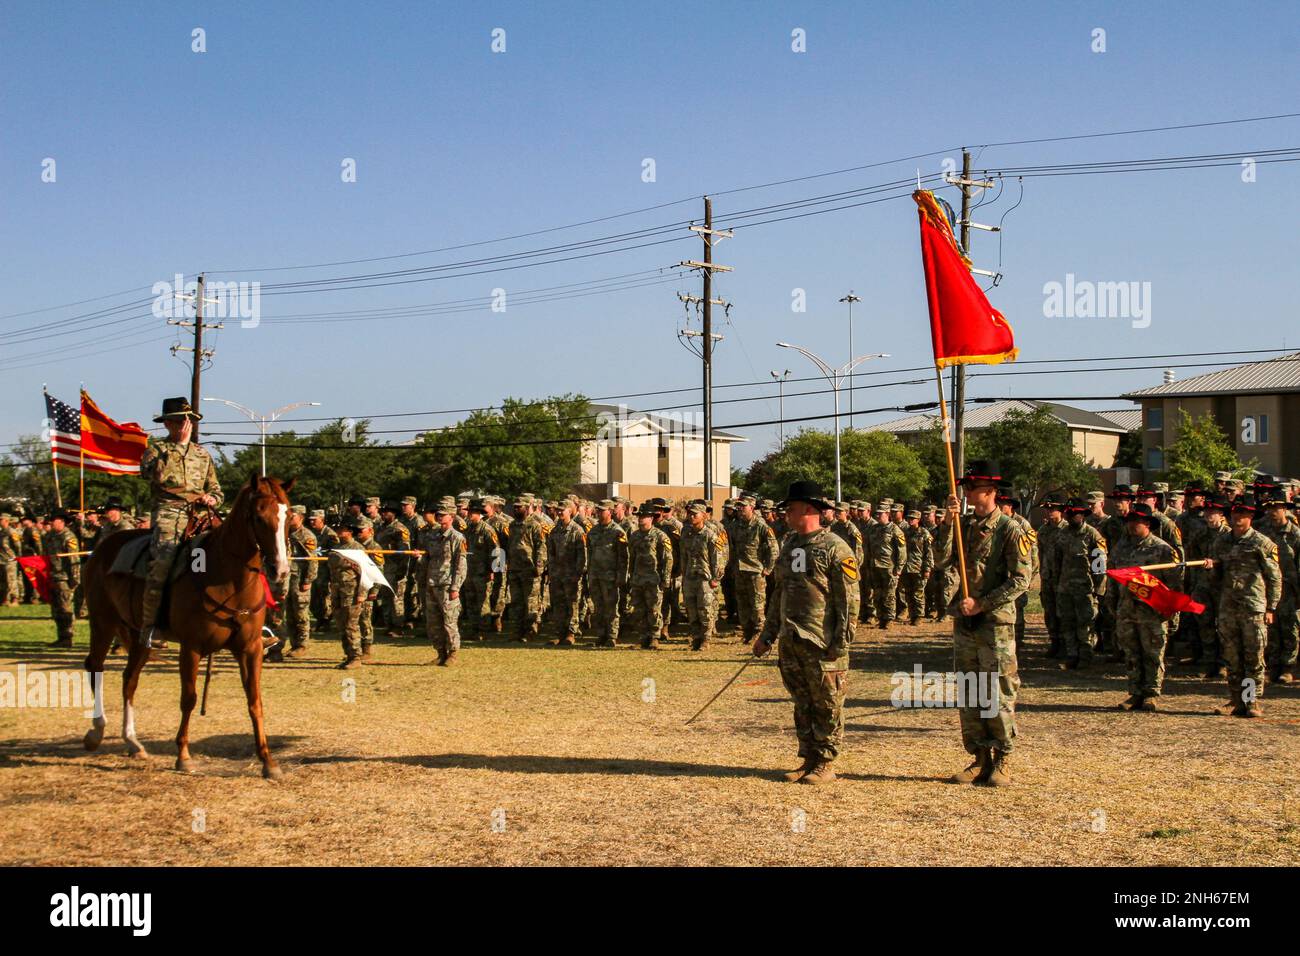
[330,548,393,593]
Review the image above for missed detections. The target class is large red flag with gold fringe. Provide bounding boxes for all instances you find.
[913,190,1017,368]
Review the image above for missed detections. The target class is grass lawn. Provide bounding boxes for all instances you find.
[2,601,1297,866]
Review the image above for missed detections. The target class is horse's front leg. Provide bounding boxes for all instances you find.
[238,638,280,780]
[175,645,201,772]
[121,641,150,758]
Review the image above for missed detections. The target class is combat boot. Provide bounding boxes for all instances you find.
[798,759,836,786]
[48,637,72,648]
[1244,699,1263,718]
[1213,688,1244,716]
[951,749,991,784]
[338,657,362,670]
[1277,670,1295,685]
[1059,655,1079,671]
[287,645,310,659]
[1117,694,1142,711]
[1204,663,1227,680]
[441,650,458,667]
[1045,637,1061,659]
[782,756,816,782]
[360,645,374,663]
[983,751,1011,787]
[1138,696,1158,712]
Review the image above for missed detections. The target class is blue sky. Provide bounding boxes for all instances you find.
[2,1,1298,468]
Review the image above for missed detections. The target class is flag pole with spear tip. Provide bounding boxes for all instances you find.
[43,386,63,508]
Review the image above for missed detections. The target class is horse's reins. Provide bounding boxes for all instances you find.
[185,494,280,716]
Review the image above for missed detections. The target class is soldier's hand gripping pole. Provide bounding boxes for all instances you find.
[685,645,770,725]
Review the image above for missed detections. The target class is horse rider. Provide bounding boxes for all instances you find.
[137,397,224,647]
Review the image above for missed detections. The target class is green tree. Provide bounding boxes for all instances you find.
[416,394,591,501]
[971,406,1095,508]
[1161,409,1256,487]
[741,428,927,505]
[1114,429,1143,469]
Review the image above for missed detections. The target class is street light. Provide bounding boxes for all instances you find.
[839,292,862,428]
[769,369,791,448]
[203,398,321,476]
[776,342,888,501]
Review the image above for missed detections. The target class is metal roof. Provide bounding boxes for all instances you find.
[1095,408,1143,431]
[1124,352,1300,398]
[588,403,747,442]
[862,399,1134,435]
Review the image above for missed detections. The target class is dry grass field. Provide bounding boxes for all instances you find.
[2,603,1298,867]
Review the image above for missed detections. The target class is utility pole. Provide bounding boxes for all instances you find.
[169,273,221,442]
[947,150,997,483]
[676,197,732,503]
[839,292,861,429]
[769,370,790,449]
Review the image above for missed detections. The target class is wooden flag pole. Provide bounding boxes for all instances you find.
[933,366,971,600]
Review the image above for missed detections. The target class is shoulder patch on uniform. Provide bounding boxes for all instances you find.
[461,540,468,552]
[840,556,859,580]
[1017,535,1031,558]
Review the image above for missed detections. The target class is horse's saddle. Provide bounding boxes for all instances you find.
[110,532,211,583]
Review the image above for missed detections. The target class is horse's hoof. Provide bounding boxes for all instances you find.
[83,730,103,752]
[262,763,283,781]
[126,744,148,759]
[175,758,195,774]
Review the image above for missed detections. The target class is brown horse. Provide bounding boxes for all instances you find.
[81,474,294,779]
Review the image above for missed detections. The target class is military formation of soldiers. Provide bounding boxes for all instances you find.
[8,402,1298,793]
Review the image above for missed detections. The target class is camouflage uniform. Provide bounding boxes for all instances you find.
[507,510,547,640]
[864,512,905,626]
[420,521,468,659]
[1036,515,1067,648]
[656,513,684,631]
[42,525,81,644]
[283,513,317,651]
[461,516,500,639]
[762,527,856,763]
[358,532,384,647]
[730,512,779,642]
[680,514,723,649]
[1210,527,1281,704]
[851,506,875,622]
[546,517,588,642]
[1111,532,1178,698]
[1257,513,1300,677]
[586,516,630,645]
[0,517,22,606]
[398,501,428,627]
[484,505,513,627]
[933,510,1031,757]
[310,517,340,626]
[900,522,933,623]
[1046,521,1107,663]
[137,435,224,639]
[628,522,673,648]
[328,536,367,663]
[376,515,412,630]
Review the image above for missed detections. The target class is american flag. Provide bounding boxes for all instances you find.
[45,391,81,467]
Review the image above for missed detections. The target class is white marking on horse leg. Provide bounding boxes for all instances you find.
[274,503,289,579]
[123,701,145,755]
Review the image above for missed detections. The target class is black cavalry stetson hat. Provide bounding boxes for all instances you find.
[153,396,202,423]
[777,480,834,512]
[958,459,1003,489]
[98,496,126,513]
[1125,502,1157,525]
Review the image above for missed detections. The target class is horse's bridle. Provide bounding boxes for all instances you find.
[188,491,284,621]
